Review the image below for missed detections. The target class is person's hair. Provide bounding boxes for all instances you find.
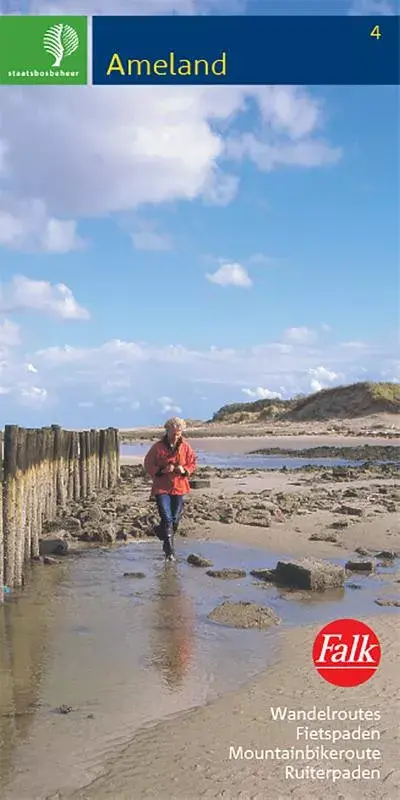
[164,416,186,431]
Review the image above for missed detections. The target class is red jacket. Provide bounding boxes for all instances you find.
[144,436,197,496]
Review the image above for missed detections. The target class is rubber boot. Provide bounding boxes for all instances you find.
[163,525,175,561]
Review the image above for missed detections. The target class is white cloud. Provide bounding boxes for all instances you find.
[308,365,343,393]
[339,340,368,349]
[0,75,341,232]
[227,135,342,172]
[348,0,396,14]
[283,327,318,345]
[242,387,283,400]
[78,401,94,408]
[206,262,252,287]
[0,329,396,422]
[310,380,321,392]
[27,0,245,13]
[247,253,278,266]
[0,276,90,320]
[131,221,173,251]
[225,87,341,172]
[18,386,48,407]
[29,0,198,14]
[157,395,182,414]
[201,170,239,206]
[0,319,20,346]
[0,196,84,253]
[309,366,340,382]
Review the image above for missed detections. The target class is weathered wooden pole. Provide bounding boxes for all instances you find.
[90,429,97,492]
[61,429,70,507]
[23,429,35,566]
[66,431,73,501]
[14,427,28,588]
[3,425,19,588]
[114,428,120,484]
[42,427,54,521]
[99,429,106,489]
[39,428,48,521]
[84,430,91,497]
[31,428,42,559]
[106,428,113,488]
[92,430,99,489]
[43,428,53,531]
[71,432,80,501]
[52,425,65,511]
[79,431,87,499]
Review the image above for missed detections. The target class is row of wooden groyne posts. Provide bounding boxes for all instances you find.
[0,424,120,602]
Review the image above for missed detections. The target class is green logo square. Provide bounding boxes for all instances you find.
[0,15,88,85]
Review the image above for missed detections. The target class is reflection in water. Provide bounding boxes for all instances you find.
[150,565,195,690]
[0,563,65,788]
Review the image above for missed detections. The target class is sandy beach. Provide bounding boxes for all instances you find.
[1,432,399,800]
[66,615,400,800]
[70,434,399,800]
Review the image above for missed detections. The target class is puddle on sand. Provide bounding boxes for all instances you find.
[0,539,398,800]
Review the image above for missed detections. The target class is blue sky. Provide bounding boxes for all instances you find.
[0,0,399,427]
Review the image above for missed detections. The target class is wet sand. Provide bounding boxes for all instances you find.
[64,614,400,800]
[1,434,399,800]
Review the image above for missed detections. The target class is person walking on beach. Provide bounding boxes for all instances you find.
[144,417,197,561]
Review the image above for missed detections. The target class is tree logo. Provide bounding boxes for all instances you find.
[43,23,79,68]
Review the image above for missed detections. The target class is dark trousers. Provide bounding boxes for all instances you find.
[155,494,184,530]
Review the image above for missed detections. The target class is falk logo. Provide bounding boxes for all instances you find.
[312,618,381,687]
[43,23,79,68]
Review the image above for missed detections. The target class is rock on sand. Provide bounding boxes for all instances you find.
[187,553,213,567]
[206,568,247,579]
[274,558,345,591]
[208,601,280,629]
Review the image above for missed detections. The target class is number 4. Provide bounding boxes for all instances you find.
[370,24,382,39]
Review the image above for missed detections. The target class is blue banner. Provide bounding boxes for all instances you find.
[92,15,399,86]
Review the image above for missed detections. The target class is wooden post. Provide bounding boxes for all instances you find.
[61,429,70,507]
[93,430,98,489]
[52,425,65,510]
[114,428,120,485]
[79,431,87,499]
[66,432,73,501]
[24,429,34,566]
[90,429,97,493]
[3,425,19,588]
[84,431,91,497]
[97,430,101,488]
[106,428,114,488]
[109,427,116,488]
[42,427,54,521]
[99,429,106,489]
[85,430,91,497]
[31,428,42,559]
[71,432,80,501]
[14,427,27,588]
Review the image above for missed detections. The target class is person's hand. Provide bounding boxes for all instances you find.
[164,463,175,473]
[175,465,186,475]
